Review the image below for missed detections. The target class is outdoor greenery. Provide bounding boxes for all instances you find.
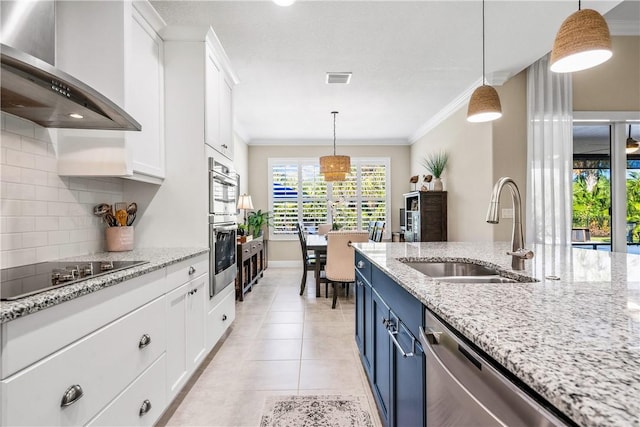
[573,169,640,242]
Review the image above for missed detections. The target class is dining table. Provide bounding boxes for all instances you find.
[306,234,328,297]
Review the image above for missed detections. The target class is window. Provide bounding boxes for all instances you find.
[268,157,390,239]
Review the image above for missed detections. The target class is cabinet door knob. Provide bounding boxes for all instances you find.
[357,260,365,269]
[222,314,228,321]
[139,399,152,416]
[60,384,84,407]
[188,266,196,275]
[138,334,152,349]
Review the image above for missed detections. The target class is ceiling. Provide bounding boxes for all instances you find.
[151,0,639,145]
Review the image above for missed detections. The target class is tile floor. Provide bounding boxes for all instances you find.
[158,267,383,427]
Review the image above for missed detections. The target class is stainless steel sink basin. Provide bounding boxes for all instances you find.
[432,275,516,283]
[404,262,500,277]
[402,261,524,284]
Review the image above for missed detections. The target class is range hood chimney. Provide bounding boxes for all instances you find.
[0,2,140,131]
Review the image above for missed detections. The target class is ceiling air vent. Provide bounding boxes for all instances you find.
[326,72,352,84]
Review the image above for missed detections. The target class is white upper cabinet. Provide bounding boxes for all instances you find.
[56,1,166,184]
[162,25,238,161]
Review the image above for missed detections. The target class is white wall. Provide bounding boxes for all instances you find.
[0,114,124,268]
[411,106,494,242]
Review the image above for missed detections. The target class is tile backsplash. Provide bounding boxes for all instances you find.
[0,114,124,268]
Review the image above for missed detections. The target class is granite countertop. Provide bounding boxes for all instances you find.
[353,241,640,427]
[1,247,208,324]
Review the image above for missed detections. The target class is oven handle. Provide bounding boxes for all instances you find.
[213,223,238,232]
[212,170,237,186]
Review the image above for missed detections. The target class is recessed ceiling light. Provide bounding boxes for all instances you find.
[326,72,352,84]
[69,113,83,119]
[273,0,296,6]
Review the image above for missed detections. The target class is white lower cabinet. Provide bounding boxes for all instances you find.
[87,355,167,427]
[206,284,236,351]
[166,272,208,401]
[0,254,232,426]
[1,296,166,426]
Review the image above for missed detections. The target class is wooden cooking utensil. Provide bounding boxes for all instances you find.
[115,209,128,226]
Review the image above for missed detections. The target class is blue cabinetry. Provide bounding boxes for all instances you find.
[355,251,425,427]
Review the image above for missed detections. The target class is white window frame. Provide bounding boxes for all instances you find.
[268,157,391,241]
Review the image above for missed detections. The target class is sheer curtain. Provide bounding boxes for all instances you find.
[526,54,573,245]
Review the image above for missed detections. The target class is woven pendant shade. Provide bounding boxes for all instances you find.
[323,171,347,182]
[320,111,350,182]
[466,0,502,123]
[550,8,612,73]
[467,85,502,123]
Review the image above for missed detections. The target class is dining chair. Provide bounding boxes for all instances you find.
[317,223,332,236]
[325,230,369,308]
[296,222,327,295]
[373,221,385,242]
[367,221,377,240]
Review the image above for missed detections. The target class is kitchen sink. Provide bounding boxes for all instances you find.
[402,261,533,284]
[404,261,500,277]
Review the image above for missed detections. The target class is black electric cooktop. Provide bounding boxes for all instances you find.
[0,260,148,301]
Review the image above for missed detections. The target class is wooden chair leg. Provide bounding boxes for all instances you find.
[332,282,338,309]
[299,267,307,296]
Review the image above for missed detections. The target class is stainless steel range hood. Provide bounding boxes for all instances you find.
[1,44,141,131]
[0,0,140,131]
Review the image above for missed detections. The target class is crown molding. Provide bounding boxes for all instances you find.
[248,138,409,146]
[409,77,482,144]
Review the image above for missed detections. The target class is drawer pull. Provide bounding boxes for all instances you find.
[138,334,152,349]
[188,266,196,275]
[222,314,228,321]
[357,260,365,269]
[139,399,152,416]
[60,384,83,407]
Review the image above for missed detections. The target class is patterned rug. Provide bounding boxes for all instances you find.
[260,395,374,427]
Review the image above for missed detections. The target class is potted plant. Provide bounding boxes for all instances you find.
[247,209,272,238]
[420,151,448,191]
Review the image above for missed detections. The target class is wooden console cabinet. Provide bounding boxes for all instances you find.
[403,191,447,242]
[236,236,266,301]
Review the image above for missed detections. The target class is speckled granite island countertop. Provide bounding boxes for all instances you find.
[0,247,208,324]
[353,241,640,427]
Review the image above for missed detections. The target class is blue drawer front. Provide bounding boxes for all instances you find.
[371,267,423,339]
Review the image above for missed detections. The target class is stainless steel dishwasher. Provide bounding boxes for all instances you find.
[419,310,568,427]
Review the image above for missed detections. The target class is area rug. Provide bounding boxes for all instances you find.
[259,395,374,427]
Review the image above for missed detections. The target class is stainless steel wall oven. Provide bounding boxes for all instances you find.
[208,158,238,297]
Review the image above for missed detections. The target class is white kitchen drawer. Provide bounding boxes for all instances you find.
[1,268,166,379]
[1,296,166,426]
[87,354,166,427]
[165,254,208,292]
[206,284,235,352]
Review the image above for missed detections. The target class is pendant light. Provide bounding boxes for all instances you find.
[320,111,350,182]
[467,0,502,123]
[627,125,640,154]
[550,0,612,73]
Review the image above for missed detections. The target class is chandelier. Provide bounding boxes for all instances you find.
[320,111,350,182]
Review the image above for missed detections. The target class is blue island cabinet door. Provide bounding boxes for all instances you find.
[393,323,425,427]
[355,272,366,357]
[372,290,392,427]
[355,272,373,378]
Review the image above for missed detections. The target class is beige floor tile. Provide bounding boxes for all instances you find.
[264,310,304,324]
[161,267,382,427]
[256,322,304,339]
[301,335,358,360]
[299,359,366,390]
[249,339,302,360]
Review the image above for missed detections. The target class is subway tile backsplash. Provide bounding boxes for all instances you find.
[0,114,124,268]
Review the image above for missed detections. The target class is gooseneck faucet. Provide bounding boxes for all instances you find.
[486,177,534,270]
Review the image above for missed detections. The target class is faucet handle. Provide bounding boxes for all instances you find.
[507,248,534,260]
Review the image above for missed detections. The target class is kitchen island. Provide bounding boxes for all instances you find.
[353,241,640,427]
